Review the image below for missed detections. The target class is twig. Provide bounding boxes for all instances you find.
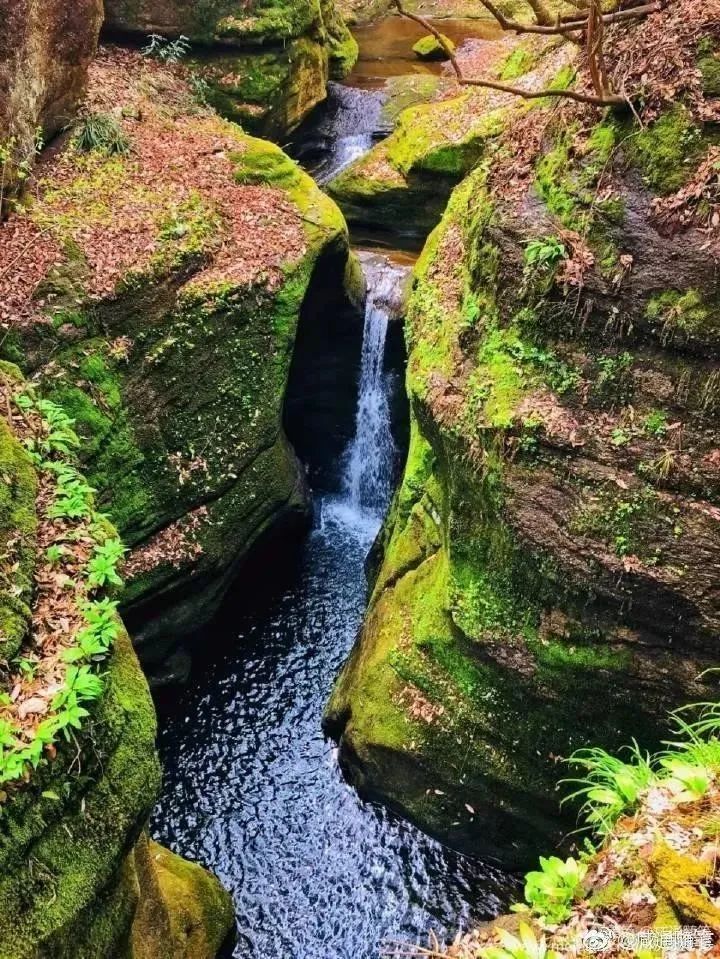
[391,0,627,106]
[466,0,668,36]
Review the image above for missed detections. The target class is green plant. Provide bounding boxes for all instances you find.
[45,544,65,565]
[644,410,669,437]
[85,537,126,589]
[0,386,124,788]
[188,74,212,106]
[515,856,588,925]
[142,33,191,63]
[480,923,560,959]
[610,427,631,447]
[562,741,655,835]
[73,113,130,155]
[658,756,712,802]
[524,237,567,273]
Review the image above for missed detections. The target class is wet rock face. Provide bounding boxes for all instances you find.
[0,48,350,669]
[326,15,720,866]
[0,0,103,199]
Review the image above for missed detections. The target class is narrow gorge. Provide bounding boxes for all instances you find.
[1,2,720,958]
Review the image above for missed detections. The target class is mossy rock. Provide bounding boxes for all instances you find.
[130,837,235,959]
[0,628,159,957]
[190,40,329,138]
[12,119,349,656]
[0,378,38,663]
[327,76,720,864]
[412,34,455,61]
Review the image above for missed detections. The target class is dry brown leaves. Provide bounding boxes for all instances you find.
[0,45,308,332]
[395,682,446,724]
[652,145,720,236]
[605,0,720,123]
[123,505,210,579]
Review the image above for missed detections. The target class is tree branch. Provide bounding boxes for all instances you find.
[390,0,627,107]
[458,0,668,36]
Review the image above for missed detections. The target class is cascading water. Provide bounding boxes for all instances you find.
[343,255,406,519]
[152,250,515,958]
[152,19,517,958]
[290,82,388,185]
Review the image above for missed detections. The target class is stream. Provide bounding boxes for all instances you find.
[151,16,516,958]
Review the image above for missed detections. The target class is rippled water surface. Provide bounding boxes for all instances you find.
[152,497,514,959]
[152,27,517,955]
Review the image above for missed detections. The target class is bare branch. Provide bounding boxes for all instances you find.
[390,0,626,107]
[464,0,669,36]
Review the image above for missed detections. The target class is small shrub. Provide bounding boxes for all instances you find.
[562,741,655,835]
[524,236,567,272]
[516,856,588,925]
[142,33,191,63]
[73,113,130,155]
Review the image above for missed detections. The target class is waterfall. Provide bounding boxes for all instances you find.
[343,254,407,520]
[290,83,389,185]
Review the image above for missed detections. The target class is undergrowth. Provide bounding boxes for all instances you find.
[0,388,126,790]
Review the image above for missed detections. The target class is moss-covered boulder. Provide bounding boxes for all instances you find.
[0,394,233,957]
[189,38,330,138]
[104,0,357,137]
[326,37,553,237]
[0,0,103,202]
[0,47,351,665]
[326,8,720,865]
[412,34,455,61]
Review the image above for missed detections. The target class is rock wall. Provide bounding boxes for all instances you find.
[0,0,103,202]
[103,0,358,137]
[326,8,720,865]
[0,46,352,666]
[0,378,233,958]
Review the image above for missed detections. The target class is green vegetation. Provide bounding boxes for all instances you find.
[480,924,559,959]
[628,106,702,195]
[142,33,191,64]
[515,856,588,925]
[73,113,130,155]
[0,389,125,788]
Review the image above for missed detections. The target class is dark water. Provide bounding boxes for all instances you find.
[151,256,515,957]
[151,494,513,959]
[151,19,517,958]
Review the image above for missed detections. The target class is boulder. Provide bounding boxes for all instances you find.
[0,0,103,202]
[0,47,351,667]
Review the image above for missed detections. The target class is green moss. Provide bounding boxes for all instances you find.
[0,406,38,663]
[588,877,627,910]
[645,289,716,342]
[231,136,304,189]
[500,46,536,80]
[191,37,330,137]
[387,97,506,177]
[698,38,720,97]
[412,34,455,61]
[131,839,234,959]
[627,106,703,195]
